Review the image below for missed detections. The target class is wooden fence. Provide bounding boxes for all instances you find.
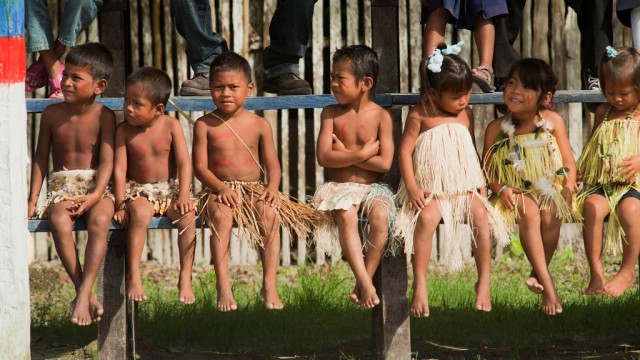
[27,0,631,267]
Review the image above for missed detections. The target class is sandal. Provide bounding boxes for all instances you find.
[48,63,65,99]
[472,66,496,93]
[25,58,47,92]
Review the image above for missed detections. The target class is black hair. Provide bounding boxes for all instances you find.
[332,45,379,99]
[209,51,252,84]
[507,58,557,107]
[125,67,172,106]
[419,43,473,114]
[65,42,113,81]
[599,46,640,94]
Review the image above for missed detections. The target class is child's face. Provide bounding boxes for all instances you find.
[210,70,253,115]
[603,80,640,113]
[123,83,162,127]
[60,64,103,103]
[330,60,367,105]
[434,89,470,115]
[503,73,546,114]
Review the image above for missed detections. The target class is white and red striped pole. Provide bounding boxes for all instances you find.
[0,1,31,358]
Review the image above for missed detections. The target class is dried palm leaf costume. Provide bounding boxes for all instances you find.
[311,181,398,255]
[576,108,640,256]
[196,181,320,248]
[125,179,179,216]
[395,123,510,272]
[483,115,579,232]
[37,169,114,219]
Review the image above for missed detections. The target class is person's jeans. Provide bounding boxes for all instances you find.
[26,0,103,53]
[171,0,229,74]
[263,0,317,79]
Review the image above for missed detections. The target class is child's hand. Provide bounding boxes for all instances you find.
[173,196,193,215]
[259,188,281,208]
[332,134,347,151]
[479,187,488,198]
[561,183,577,204]
[499,187,521,211]
[407,186,430,210]
[216,187,239,208]
[113,208,129,226]
[618,155,640,182]
[360,138,380,159]
[68,193,100,217]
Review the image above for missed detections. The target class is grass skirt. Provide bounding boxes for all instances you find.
[311,182,398,255]
[125,179,178,216]
[37,169,114,219]
[196,181,321,248]
[484,131,578,230]
[576,119,640,256]
[395,124,510,272]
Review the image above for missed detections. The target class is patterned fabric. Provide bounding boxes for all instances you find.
[125,179,178,215]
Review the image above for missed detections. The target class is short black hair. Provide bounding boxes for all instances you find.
[508,58,557,106]
[125,67,172,106]
[332,45,379,99]
[209,51,252,84]
[65,42,113,81]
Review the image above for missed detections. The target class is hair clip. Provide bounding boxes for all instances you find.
[427,41,464,73]
[606,46,618,58]
[441,41,464,56]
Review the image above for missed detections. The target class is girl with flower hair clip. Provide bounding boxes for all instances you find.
[395,43,510,318]
[577,46,640,298]
[482,58,579,315]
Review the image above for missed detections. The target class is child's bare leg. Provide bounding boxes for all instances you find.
[48,202,83,322]
[604,198,640,297]
[423,6,450,56]
[582,195,609,295]
[71,198,113,325]
[335,206,379,309]
[254,198,283,310]
[207,198,237,311]
[360,201,391,306]
[411,201,441,317]
[470,196,492,312]
[517,196,562,315]
[125,198,155,301]
[472,16,495,72]
[166,206,196,304]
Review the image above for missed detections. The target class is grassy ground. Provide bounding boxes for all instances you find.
[30,245,640,359]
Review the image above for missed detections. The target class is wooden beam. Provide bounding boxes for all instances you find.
[28,217,205,232]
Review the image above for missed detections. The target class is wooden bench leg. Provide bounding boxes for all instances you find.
[98,231,136,360]
[372,254,411,359]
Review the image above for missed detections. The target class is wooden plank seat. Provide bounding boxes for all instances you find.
[28,217,204,232]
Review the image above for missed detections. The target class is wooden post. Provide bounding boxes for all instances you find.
[99,0,130,97]
[371,1,411,359]
[0,1,31,358]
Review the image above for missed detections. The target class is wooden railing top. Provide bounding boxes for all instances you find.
[25,90,606,113]
[28,217,205,232]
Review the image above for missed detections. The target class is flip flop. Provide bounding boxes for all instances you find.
[48,63,65,99]
[472,66,496,93]
[25,58,47,92]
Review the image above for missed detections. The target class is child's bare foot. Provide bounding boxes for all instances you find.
[70,295,93,326]
[474,280,492,312]
[216,287,237,312]
[525,277,544,294]
[260,287,284,310]
[584,275,605,295]
[178,278,196,304]
[356,282,380,310]
[126,277,148,302]
[541,289,563,315]
[350,285,360,304]
[89,293,104,323]
[603,271,635,298]
[410,282,429,318]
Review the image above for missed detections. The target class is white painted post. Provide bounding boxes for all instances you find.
[0,1,31,359]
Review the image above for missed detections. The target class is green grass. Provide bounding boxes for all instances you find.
[30,248,640,359]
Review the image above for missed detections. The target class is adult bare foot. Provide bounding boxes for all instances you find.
[358,282,380,310]
[178,278,196,304]
[70,295,93,326]
[89,293,104,323]
[584,275,605,295]
[410,282,429,318]
[525,277,544,294]
[126,278,148,301]
[474,280,492,312]
[541,289,563,315]
[216,287,237,312]
[604,271,635,298]
[260,287,284,310]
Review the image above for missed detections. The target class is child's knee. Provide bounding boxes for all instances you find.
[127,201,154,226]
[367,204,390,227]
[48,211,73,233]
[617,200,640,226]
[334,209,358,226]
[583,197,609,220]
[87,212,112,232]
[417,209,440,228]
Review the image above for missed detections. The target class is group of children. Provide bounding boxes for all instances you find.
[28,40,640,326]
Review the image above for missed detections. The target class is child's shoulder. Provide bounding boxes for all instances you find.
[540,109,565,128]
